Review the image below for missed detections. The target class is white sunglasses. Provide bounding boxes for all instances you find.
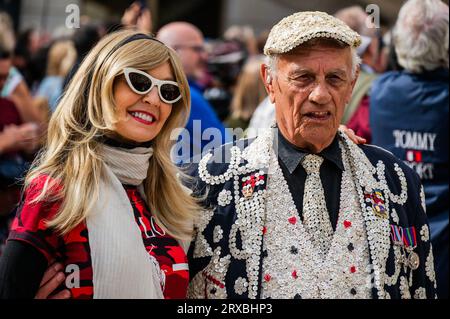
[123,67,182,104]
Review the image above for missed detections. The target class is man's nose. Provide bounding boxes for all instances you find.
[308,81,332,105]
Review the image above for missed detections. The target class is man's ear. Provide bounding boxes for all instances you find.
[261,64,276,104]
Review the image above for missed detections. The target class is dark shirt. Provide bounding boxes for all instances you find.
[277,130,343,231]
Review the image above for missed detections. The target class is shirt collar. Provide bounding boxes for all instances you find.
[277,130,344,174]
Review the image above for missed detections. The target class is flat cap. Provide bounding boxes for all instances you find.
[264,11,361,56]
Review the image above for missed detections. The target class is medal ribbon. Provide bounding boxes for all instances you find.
[403,226,417,248]
[390,225,403,244]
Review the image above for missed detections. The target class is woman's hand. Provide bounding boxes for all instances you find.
[339,125,367,144]
[34,262,71,299]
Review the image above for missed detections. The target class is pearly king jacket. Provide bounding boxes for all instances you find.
[185,129,437,299]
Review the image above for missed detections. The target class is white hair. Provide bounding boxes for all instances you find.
[393,0,449,73]
[266,43,361,80]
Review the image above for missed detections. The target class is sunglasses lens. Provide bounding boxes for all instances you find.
[160,83,181,102]
[128,72,152,93]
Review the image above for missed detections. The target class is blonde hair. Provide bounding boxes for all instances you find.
[46,40,77,77]
[26,29,199,240]
[0,12,15,52]
[230,56,267,121]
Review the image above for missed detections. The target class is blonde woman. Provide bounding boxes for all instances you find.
[0,29,199,299]
[36,40,77,111]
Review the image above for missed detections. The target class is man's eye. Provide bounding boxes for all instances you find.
[327,76,344,84]
[292,75,313,82]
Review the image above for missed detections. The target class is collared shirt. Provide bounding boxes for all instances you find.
[277,130,344,230]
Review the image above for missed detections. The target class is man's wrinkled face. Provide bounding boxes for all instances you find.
[264,44,358,153]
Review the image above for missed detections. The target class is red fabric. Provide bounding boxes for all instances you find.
[8,175,93,299]
[0,97,21,130]
[8,175,189,299]
[347,95,372,144]
[125,186,189,299]
[0,97,22,158]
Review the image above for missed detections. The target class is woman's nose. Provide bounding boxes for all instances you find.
[142,86,160,105]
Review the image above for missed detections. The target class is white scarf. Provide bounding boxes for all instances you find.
[86,143,164,299]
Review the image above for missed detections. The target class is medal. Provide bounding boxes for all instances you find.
[366,189,388,219]
[403,226,420,270]
[391,225,408,267]
[242,174,264,199]
[242,186,254,198]
[407,251,420,270]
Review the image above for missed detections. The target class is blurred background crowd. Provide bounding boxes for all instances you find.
[0,0,448,298]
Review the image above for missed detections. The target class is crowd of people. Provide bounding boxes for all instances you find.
[0,0,447,299]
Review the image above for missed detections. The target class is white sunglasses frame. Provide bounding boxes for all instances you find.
[123,67,182,104]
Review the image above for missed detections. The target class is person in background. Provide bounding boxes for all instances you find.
[225,55,267,136]
[204,39,247,122]
[334,6,384,143]
[246,95,275,138]
[62,24,100,90]
[13,29,43,90]
[36,40,76,112]
[370,0,449,298]
[0,44,40,256]
[0,12,46,127]
[157,22,230,162]
[224,25,258,57]
[121,1,153,35]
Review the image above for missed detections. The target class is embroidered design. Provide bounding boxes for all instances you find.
[399,276,411,299]
[218,190,232,207]
[420,224,429,242]
[414,287,426,299]
[232,189,267,298]
[242,174,265,198]
[425,249,436,285]
[385,245,403,287]
[192,209,214,258]
[420,186,426,213]
[339,131,392,299]
[301,154,334,258]
[260,136,373,299]
[188,247,231,299]
[198,147,240,185]
[213,225,224,243]
[391,208,399,224]
[234,277,249,295]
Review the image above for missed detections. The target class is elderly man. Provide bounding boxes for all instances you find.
[187,11,436,299]
[370,0,449,298]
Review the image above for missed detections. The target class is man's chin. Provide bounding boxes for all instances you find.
[295,130,335,153]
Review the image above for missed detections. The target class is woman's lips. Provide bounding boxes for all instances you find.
[128,111,156,126]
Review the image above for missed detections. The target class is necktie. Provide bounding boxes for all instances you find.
[301,154,334,258]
